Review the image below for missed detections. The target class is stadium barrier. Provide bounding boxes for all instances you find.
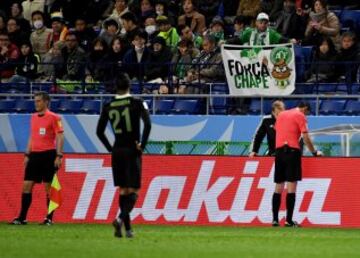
[0,154,359,227]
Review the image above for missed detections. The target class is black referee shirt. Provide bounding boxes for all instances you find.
[250,114,276,156]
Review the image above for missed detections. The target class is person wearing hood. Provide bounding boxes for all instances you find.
[85,38,109,83]
[157,16,180,52]
[9,41,40,84]
[304,0,340,49]
[30,11,52,60]
[100,18,120,47]
[274,0,305,40]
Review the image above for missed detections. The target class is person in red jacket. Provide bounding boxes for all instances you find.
[0,32,20,82]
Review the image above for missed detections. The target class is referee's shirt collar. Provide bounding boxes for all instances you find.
[115,93,132,99]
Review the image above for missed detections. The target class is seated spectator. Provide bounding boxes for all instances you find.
[103,36,127,92]
[198,0,220,26]
[7,18,29,48]
[304,0,340,49]
[171,39,200,94]
[233,15,251,38]
[22,0,45,22]
[184,35,224,93]
[155,0,176,26]
[178,0,206,35]
[335,31,360,83]
[74,17,97,52]
[157,16,180,52]
[9,2,31,35]
[30,11,52,60]
[123,29,151,82]
[61,32,87,80]
[9,41,39,83]
[47,12,69,49]
[178,24,203,49]
[39,41,64,82]
[237,0,261,24]
[100,18,120,47]
[261,0,283,22]
[144,15,159,43]
[144,36,173,93]
[0,32,20,82]
[85,38,109,83]
[204,17,225,45]
[121,12,141,47]
[274,0,305,40]
[140,0,156,24]
[233,13,296,45]
[306,37,337,83]
[108,0,130,34]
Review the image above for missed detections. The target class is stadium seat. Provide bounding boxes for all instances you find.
[0,99,16,113]
[211,83,229,94]
[57,99,83,114]
[343,100,360,115]
[294,83,314,94]
[316,84,337,94]
[13,99,35,113]
[31,82,52,93]
[172,99,199,114]
[49,99,60,112]
[154,99,175,114]
[248,99,261,115]
[80,100,101,114]
[284,99,299,109]
[340,10,360,33]
[210,93,228,114]
[335,84,349,94]
[143,98,153,110]
[130,82,142,94]
[319,100,346,115]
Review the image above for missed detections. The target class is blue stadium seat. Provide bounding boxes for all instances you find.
[172,99,199,114]
[58,99,83,114]
[294,83,314,94]
[210,92,228,114]
[319,100,346,115]
[343,100,360,115]
[335,84,349,94]
[294,46,313,82]
[130,82,142,94]
[13,99,35,113]
[316,84,337,94]
[31,82,52,93]
[0,99,16,112]
[80,100,101,114]
[155,99,175,114]
[340,10,360,33]
[248,99,261,115]
[284,99,299,109]
[211,83,229,94]
[49,99,60,112]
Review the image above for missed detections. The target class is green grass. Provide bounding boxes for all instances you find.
[1,223,360,258]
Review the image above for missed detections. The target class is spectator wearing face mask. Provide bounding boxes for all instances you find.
[30,11,52,60]
[144,16,159,43]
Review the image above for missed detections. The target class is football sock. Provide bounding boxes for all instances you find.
[286,193,296,223]
[19,193,32,220]
[272,193,281,222]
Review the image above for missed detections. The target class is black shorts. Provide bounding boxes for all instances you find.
[274,146,302,183]
[24,150,57,183]
[112,147,142,188]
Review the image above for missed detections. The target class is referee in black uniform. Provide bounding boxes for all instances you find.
[96,73,151,238]
[249,100,285,157]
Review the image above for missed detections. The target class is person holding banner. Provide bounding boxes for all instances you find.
[10,92,64,226]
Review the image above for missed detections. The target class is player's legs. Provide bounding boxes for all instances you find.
[285,181,298,226]
[11,180,35,224]
[43,182,54,223]
[119,187,139,237]
[272,183,284,225]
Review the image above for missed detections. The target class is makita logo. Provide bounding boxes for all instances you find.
[66,158,341,225]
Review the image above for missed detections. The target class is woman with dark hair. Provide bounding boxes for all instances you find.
[9,2,31,35]
[304,0,340,49]
[85,37,109,82]
[155,0,176,26]
[306,36,337,83]
[178,0,206,35]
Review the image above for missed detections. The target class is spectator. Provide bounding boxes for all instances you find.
[85,38,109,82]
[237,0,261,24]
[30,11,52,60]
[74,17,97,52]
[198,0,220,26]
[304,0,340,49]
[306,36,337,83]
[171,39,200,94]
[233,13,295,45]
[108,0,130,34]
[100,18,120,47]
[121,12,140,46]
[83,0,112,27]
[61,32,87,80]
[233,15,251,38]
[39,41,64,82]
[123,29,151,82]
[22,0,45,22]
[178,24,203,49]
[205,18,225,45]
[261,0,283,22]
[336,32,360,83]
[157,16,180,52]
[144,16,159,42]
[9,2,31,35]
[184,35,224,93]
[9,41,40,83]
[47,12,69,49]
[7,18,29,48]
[274,0,305,40]
[0,32,20,82]
[155,0,176,26]
[140,0,156,24]
[178,0,206,35]
[103,36,127,92]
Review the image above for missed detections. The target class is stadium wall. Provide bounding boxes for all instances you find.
[0,154,359,228]
[0,114,359,153]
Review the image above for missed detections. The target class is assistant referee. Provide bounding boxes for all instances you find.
[272,101,322,227]
[10,92,64,226]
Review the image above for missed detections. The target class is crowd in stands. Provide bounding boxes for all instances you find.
[0,0,360,94]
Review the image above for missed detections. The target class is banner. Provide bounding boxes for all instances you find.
[1,154,360,227]
[222,43,296,96]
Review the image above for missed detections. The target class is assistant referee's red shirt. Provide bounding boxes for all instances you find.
[275,108,308,150]
[30,110,64,152]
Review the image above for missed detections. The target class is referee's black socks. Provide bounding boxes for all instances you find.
[286,193,296,223]
[46,197,54,220]
[19,193,32,220]
[272,193,281,222]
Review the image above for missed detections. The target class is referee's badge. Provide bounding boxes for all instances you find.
[39,127,46,135]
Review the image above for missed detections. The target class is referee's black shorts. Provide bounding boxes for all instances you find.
[111,147,142,189]
[274,145,302,183]
[24,150,57,183]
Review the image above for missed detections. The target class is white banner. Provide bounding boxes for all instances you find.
[221,43,296,96]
